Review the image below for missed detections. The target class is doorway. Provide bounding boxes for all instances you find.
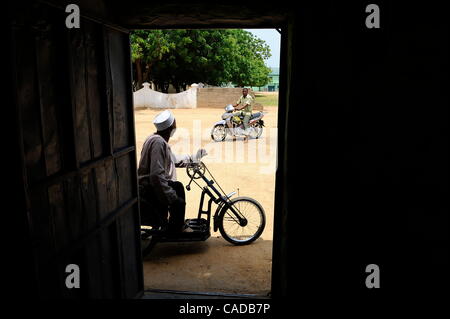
[10,0,288,299]
[132,28,281,297]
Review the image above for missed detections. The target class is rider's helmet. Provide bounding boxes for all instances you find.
[225,104,234,112]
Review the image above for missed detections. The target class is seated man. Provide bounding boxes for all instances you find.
[138,109,206,233]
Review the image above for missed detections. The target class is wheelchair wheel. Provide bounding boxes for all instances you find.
[218,197,266,245]
[141,227,157,257]
[249,123,263,139]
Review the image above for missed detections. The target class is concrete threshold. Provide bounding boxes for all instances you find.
[143,289,271,299]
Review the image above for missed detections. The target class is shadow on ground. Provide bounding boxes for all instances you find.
[143,236,272,296]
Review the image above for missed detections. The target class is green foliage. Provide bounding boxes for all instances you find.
[254,93,279,107]
[130,29,272,92]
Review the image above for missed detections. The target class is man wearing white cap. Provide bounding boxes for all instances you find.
[138,110,207,233]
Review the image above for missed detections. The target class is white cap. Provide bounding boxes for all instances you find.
[153,110,175,131]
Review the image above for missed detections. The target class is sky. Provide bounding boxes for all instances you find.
[244,29,281,68]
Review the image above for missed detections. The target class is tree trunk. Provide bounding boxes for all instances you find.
[142,64,150,85]
[135,59,143,89]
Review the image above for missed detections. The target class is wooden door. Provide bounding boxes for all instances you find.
[10,2,143,298]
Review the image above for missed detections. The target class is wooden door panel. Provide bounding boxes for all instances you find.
[12,3,143,298]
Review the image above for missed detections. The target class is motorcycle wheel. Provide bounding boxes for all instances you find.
[249,123,263,139]
[218,197,266,245]
[211,124,227,142]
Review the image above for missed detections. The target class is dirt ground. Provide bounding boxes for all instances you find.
[134,105,278,295]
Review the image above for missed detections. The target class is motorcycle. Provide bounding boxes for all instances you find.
[140,156,266,257]
[211,104,265,142]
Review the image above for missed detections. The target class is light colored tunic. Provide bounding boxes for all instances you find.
[236,94,254,114]
[138,134,191,205]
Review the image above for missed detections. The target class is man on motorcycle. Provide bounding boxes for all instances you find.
[233,88,254,143]
[138,109,207,233]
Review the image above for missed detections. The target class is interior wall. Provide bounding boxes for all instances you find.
[275,2,449,298]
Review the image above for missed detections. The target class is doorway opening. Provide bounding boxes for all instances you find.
[132,28,280,296]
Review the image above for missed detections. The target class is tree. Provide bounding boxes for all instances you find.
[130,29,272,92]
[130,30,173,90]
[222,30,272,87]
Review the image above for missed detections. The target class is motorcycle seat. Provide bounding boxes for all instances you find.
[250,112,262,120]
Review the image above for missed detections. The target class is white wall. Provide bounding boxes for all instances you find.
[133,82,198,109]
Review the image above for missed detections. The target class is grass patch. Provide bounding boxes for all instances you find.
[254,93,278,107]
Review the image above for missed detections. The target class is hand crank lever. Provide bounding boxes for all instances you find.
[186,164,197,191]
[186,174,195,191]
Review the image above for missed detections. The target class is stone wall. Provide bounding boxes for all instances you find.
[197,88,263,110]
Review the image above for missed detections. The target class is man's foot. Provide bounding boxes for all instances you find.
[232,136,237,142]
[243,136,249,143]
[182,226,195,233]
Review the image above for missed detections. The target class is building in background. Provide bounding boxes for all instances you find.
[251,67,279,92]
